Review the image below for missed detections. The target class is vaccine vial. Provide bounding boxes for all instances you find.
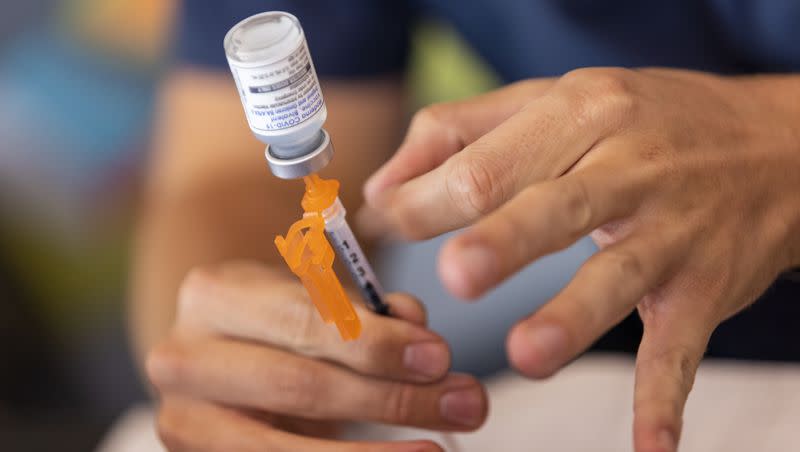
[224,12,331,178]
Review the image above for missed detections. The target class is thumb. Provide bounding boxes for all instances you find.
[633,308,714,452]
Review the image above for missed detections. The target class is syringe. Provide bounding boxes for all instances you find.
[274,173,390,339]
[305,175,390,315]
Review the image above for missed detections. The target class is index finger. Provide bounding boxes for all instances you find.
[364,78,554,203]
[371,68,637,240]
[175,263,451,383]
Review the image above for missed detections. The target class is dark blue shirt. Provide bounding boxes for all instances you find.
[177,0,800,361]
[178,0,800,77]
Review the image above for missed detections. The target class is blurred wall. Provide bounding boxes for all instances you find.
[0,0,175,450]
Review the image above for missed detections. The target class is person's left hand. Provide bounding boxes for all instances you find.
[360,68,800,452]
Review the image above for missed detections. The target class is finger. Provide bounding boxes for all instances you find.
[376,78,632,241]
[176,263,450,382]
[375,68,641,240]
[364,79,555,203]
[157,396,441,452]
[150,339,487,431]
[506,227,686,379]
[632,311,712,452]
[386,292,428,326]
[439,156,651,299]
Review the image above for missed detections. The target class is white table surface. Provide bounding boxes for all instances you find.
[98,354,800,452]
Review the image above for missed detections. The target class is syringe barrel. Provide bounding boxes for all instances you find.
[224,12,332,178]
[322,199,390,315]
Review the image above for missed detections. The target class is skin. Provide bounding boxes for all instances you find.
[135,70,486,451]
[361,67,800,452]
[147,262,487,452]
[137,66,800,451]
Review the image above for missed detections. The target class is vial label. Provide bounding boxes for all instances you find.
[229,42,324,132]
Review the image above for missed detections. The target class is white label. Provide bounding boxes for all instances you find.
[229,42,324,132]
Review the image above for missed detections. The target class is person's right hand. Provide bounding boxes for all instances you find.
[146,260,487,451]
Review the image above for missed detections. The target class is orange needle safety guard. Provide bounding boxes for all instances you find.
[274,175,362,340]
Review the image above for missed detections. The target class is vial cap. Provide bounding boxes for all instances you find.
[224,12,303,64]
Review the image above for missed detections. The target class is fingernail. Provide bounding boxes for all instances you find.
[452,244,497,297]
[440,387,484,427]
[658,429,676,452]
[404,342,449,379]
[525,324,568,371]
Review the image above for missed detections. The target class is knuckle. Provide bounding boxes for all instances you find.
[445,153,506,219]
[177,266,219,316]
[383,382,417,424]
[606,248,646,289]
[583,68,635,97]
[388,195,430,240]
[495,205,533,262]
[353,326,404,374]
[146,340,190,389]
[663,346,699,395]
[415,103,448,124]
[563,177,594,237]
[268,362,320,414]
[284,297,319,353]
[559,67,597,85]
[410,104,462,148]
[637,291,668,323]
[642,346,700,399]
[410,105,439,128]
[413,103,453,129]
[353,330,387,363]
[559,67,638,127]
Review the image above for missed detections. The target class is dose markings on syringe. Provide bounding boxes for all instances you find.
[325,228,386,311]
[327,230,369,283]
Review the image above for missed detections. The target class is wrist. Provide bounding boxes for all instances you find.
[735,75,800,269]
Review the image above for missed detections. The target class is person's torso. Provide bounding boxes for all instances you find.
[421,0,800,81]
[416,0,800,362]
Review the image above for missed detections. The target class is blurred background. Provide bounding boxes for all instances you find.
[0,1,499,450]
[0,1,174,450]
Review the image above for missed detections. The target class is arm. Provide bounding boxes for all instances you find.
[129,68,407,364]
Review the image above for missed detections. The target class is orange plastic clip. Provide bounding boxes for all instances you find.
[301,173,338,214]
[274,175,362,340]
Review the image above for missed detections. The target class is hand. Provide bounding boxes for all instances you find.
[362,68,800,452]
[147,261,487,451]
